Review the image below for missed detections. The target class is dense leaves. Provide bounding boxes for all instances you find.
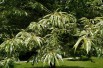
[0,0,103,68]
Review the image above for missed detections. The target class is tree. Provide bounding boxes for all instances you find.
[27,12,77,67]
[0,0,103,68]
[74,17,103,57]
[0,11,77,67]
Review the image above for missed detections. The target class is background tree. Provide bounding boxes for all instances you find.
[0,0,49,43]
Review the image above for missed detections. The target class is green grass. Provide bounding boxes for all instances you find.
[14,57,103,68]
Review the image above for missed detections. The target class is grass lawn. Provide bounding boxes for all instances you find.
[14,57,103,68]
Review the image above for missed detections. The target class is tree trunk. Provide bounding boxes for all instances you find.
[49,59,56,68]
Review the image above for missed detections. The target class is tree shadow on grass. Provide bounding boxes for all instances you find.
[56,65,85,68]
[25,65,85,68]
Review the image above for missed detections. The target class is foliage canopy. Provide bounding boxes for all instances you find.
[0,0,103,67]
